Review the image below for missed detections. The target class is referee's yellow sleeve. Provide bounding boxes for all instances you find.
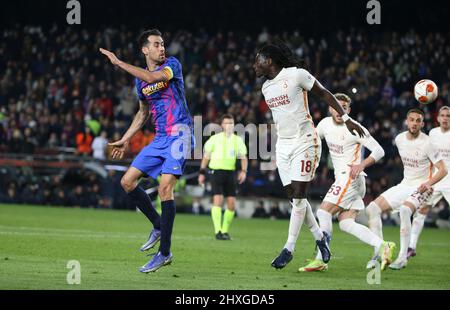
[204,135,214,154]
[237,136,247,156]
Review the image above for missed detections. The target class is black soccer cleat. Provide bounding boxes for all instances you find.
[271,248,293,269]
[316,231,332,263]
[215,231,223,240]
[221,233,231,240]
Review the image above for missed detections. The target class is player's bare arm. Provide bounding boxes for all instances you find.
[109,100,149,159]
[348,137,385,179]
[198,153,211,186]
[238,156,248,185]
[311,80,365,138]
[417,160,448,193]
[99,48,170,84]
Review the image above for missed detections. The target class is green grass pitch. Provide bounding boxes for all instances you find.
[1,203,449,290]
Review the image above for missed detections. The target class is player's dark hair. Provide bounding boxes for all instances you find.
[334,93,352,104]
[220,114,234,123]
[407,108,425,118]
[138,29,163,49]
[258,40,302,68]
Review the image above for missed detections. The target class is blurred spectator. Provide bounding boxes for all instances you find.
[9,129,23,153]
[0,183,20,204]
[69,185,90,208]
[20,183,43,205]
[252,200,269,218]
[87,184,101,207]
[92,130,108,160]
[76,127,93,156]
[129,129,144,156]
[21,127,38,154]
[269,203,288,220]
[142,128,155,147]
[46,132,60,148]
[85,115,101,136]
[51,189,69,207]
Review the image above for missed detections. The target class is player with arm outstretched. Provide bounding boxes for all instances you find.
[253,41,365,269]
[100,29,194,273]
[298,93,395,272]
[365,109,447,270]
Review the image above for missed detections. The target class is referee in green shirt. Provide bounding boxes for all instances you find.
[198,114,248,240]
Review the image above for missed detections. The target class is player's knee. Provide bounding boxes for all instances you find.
[292,187,306,200]
[158,184,173,200]
[317,208,331,220]
[292,198,307,210]
[120,176,136,193]
[284,185,294,201]
[419,206,430,215]
[366,202,381,219]
[399,205,413,218]
[339,218,355,233]
[226,199,236,211]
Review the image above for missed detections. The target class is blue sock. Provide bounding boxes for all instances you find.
[127,186,161,230]
[159,200,176,256]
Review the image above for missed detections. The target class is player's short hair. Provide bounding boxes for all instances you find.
[439,105,450,113]
[220,114,234,123]
[138,29,163,49]
[257,40,302,68]
[334,93,352,105]
[406,108,425,118]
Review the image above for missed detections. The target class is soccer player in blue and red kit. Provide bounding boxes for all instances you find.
[100,29,194,273]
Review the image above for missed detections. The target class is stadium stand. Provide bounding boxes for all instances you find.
[0,26,448,222]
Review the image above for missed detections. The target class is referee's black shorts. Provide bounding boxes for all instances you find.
[209,169,237,197]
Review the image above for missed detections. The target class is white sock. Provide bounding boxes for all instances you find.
[284,199,307,253]
[398,205,413,261]
[339,218,383,252]
[315,209,332,260]
[366,202,383,255]
[409,213,426,249]
[305,201,324,241]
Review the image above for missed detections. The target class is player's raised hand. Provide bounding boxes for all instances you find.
[345,119,366,138]
[109,139,129,160]
[99,48,122,66]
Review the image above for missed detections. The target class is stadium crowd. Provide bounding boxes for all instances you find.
[0,25,449,216]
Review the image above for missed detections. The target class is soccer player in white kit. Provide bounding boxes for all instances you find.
[407,106,450,259]
[298,93,396,272]
[365,109,448,270]
[253,41,366,269]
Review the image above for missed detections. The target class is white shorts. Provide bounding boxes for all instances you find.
[425,178,450,207]
[381,183,434,211]
[323,174,366,210]
[276,134,321,186]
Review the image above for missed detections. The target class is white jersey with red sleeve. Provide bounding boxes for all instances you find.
[261,67,316,140]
